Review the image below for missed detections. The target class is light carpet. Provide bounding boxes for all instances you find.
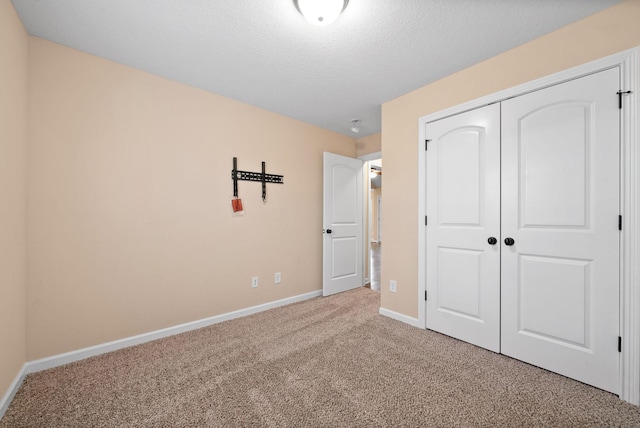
[2,288,639,427]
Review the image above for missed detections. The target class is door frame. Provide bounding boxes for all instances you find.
[417,47,639,404]
[376,195,382,242]
[359,151,382,286]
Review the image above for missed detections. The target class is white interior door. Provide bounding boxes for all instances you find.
[425,104,501,352]
[323,152,363,296]
[501,68,620,393]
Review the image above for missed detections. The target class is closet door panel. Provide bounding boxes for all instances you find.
[519,103,589,228]
[501,67,620,394]
[425,103,501,352]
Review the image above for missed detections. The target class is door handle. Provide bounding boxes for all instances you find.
[326,229,332,234]
[504,237,515,246]
[487,237,497,245]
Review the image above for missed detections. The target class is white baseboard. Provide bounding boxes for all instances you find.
[2,290,322,418]
[379,307,423,329]
[0,290,323,419]
[25,290,322,374]
[0,365,27,420]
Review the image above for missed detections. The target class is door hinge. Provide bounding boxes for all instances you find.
[425,290,428,301]
[425,215,428,226]
[617,90,632,109]
[425,139,431,151]
[618,336,622,353]
[619,215,623,231]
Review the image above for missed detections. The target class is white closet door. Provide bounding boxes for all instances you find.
[425,104,501,352]
[501,68,620,393]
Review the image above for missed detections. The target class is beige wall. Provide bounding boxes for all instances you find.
[0,0,28,400]
[6,0,637,401]
[380,0,640,317]
[356,132,381,157]
[26,38,356,360]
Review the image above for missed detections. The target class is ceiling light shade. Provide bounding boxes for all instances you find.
[293,0,349,26]
[350,119,360,133]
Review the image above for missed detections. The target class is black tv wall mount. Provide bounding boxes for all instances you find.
[231,157,283,202]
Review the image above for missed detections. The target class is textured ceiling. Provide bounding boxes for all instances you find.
[11,0,621,137]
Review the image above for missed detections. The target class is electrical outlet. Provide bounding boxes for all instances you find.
[389,280,397,293]
[252,276,259,288]
[274,272,282,284]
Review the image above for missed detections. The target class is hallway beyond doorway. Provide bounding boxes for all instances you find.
[369,242,380,291]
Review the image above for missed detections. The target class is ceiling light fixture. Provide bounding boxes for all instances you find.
[293,0,349,27]
[350,119,360,133]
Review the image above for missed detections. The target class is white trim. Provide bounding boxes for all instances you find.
[23,290,321,374]
[619,47,639,406]
[417,47,640,404]
[1,290,321,417]
[0,365,27,420]
[359,151,382,290]
[377,195,382,242]
[358,151,382,161]
[379,307,422,328]
[418,50,633,125]
[417,124,427,328]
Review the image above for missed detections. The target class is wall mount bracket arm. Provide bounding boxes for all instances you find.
[232,157,284,202]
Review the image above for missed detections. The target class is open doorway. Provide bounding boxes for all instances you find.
[367,157,382,291]
[358,151,382,292]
